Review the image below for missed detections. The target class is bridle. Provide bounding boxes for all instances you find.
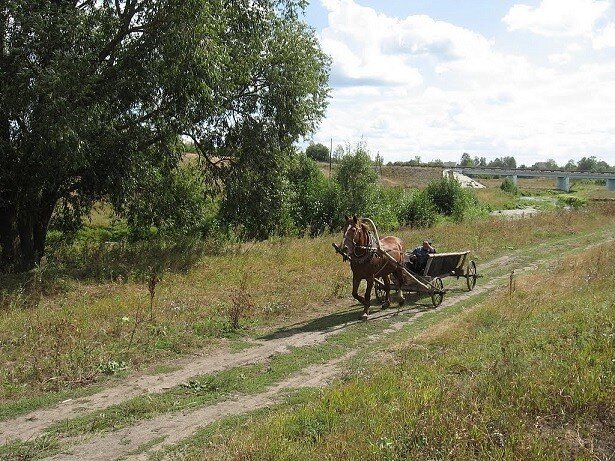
[342,223,377,264]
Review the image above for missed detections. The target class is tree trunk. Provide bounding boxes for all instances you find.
[17,210,36,270]
[0,198,56,272]
[0,204,18,270]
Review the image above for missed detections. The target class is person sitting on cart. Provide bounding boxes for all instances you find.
[406,240,436,274]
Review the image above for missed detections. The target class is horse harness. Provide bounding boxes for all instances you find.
[350,230,396,277]
[350,230,377,264]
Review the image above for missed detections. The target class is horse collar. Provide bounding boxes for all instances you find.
[351,231,377,264]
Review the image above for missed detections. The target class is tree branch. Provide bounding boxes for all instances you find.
[184,133,232,170]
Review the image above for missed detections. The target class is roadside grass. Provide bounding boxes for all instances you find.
[0,271,493,459]
[0,204,613,413]
[474,187,520,210]
[169,241,614,461]
[0,315,397,459]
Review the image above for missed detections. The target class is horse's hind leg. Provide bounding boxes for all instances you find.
[381,275,391,309]
[395,268,405,306]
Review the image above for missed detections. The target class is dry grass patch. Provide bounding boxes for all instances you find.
[182,241,614,461]
[0,205,613,407]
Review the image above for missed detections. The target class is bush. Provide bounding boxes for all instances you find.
[500,178,519,195]
[305,143,330,162]
[365,186,402,231]
[399,189,439,228]
[287,154,341,235]
[334,144,378,216]
[219,153,295,240]
[425,178,479,221]
[557,194,587,208]
[115,163,215,238]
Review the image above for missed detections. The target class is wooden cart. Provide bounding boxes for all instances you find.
[374,251,478,307]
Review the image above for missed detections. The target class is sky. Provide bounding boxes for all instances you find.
[299,0,615,165]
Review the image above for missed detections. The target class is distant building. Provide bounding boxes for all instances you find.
[442,161,456,167]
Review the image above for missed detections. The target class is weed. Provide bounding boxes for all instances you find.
[97,360,128,375]
[500,178,519,195]
[148,268,160,321]
[228,272,254,330]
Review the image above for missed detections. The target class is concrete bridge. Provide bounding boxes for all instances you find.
[453,167,615,192]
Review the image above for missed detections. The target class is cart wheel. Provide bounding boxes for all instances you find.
[466,260,477,291]
[430,277,444,307]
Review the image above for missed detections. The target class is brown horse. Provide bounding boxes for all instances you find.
[339,215,405,320]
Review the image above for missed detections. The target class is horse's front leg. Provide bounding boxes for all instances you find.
[352,274,365,306]
[362,276,374,320]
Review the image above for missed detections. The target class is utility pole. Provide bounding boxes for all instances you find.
[329,137,333,177]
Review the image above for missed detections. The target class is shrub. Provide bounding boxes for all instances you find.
[334,144,378,216]
[500,178,519,195]
[220,153,295,240]
[399,189,439,228]
[425,178,479,221]
[557,194,587,208]
[305,143,330,162]
[287,154,340,235]
[365,186,402,231]
[115,163,215,238]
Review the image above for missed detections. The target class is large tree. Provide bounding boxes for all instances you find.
[305,142,329,162]
[0,0,329,270]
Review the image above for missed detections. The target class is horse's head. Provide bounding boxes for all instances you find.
[340,215,370,260]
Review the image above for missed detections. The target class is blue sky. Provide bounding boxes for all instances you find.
[299,0,615,165]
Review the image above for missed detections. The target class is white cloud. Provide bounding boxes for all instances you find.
[548,52,572,64]
[503,0,610,37]
[567,43,583,52]
[313,0,615,164]
[593,22,615,47]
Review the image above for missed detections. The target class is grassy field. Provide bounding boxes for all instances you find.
[158,240,615,461]
[318,162,443,188]
[0,203,613,415]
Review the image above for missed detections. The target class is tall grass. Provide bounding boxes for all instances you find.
[0,204,613,404]
[183,241,615,461]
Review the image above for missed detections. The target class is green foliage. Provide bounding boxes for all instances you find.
[0,0,330,271]
[459,153,474,166]
[114,164,216,237]
[424,178,479,221]
[488,156,517,168]
[97,360,128,375]
[557,194,587,208]
[219,153,295,240]
[398,190,439,228]
[576,156,613,172]
[500,178,519,195]
[365,186,402,231]
[333,144,378,216]
[287,154,341,235]
[305,143,330,162]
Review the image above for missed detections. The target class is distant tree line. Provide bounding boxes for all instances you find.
[385,153,613,172]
